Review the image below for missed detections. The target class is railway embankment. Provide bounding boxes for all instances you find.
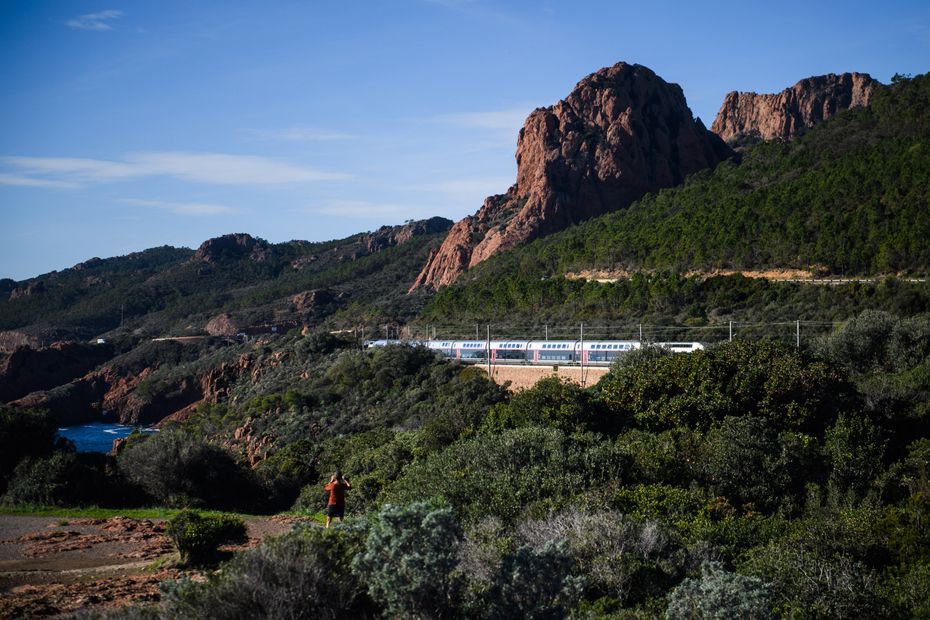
[480,364,610,391]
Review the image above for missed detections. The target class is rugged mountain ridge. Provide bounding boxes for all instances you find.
[411,62,732,290]
[0,217,451,346]
[711,72,879,146]
[422,72,930,326]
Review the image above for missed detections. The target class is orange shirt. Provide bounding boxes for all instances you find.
[324,481,349,506]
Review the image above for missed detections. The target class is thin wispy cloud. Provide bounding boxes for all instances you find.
[124,198,238,216]
[435,106,531,131]
[1,152,350,187]
[249,127,356,142]
[66,10,124,31]
[0,173,77,189]
[430,105,532,151]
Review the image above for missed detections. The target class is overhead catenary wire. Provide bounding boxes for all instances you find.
[396,318,849,348]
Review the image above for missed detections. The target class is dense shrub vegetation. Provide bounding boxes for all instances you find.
[16,308,930,618]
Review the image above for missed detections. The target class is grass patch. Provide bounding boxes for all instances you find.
[281,509,327,526]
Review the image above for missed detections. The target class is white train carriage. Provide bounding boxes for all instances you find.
[527,340,579,363]
[581,340,642,364]
[489,340,531,362]
[423,340,456,358]
[452,340,489,360]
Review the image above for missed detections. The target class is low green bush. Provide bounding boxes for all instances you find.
[117,430,264,511]
[1,452,112,507]
[352,501,462,618]
[162,525,375,619]
[166,510,247,564]
[666,561,771,620]
[0,406,59,494]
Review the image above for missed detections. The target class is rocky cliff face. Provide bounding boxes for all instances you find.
[0,342,115,403]
[11,350,255,426]
[365,217,452,253]
[711,73,879,146]
[411,62,732,290]
[193,233,273,263]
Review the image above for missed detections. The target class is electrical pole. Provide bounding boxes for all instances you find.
[580,322,585,386]
[796,320,800,349]
[486,324,491,378]
[545,324,548,341]
[639,323,643,343]
[729,321,733,342]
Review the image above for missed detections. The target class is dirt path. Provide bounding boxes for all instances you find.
[0,514,309,618]
[565,268,927,284]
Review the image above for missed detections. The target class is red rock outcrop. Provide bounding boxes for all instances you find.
[205,313,240,336]
[111,354,254,425]
[193,233,273,263]
[410,62,732,290]
[711,72,879,146]
[12,350,255,426]
[8,280,46,300]
[290,289,337,314]
[365,217,453,253]
[0,342,114,403]
[0,331,42,354]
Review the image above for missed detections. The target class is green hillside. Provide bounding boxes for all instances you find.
[422,73,930,327]
[0,224,448,342]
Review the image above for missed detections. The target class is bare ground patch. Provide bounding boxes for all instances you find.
[480,364,609,391]
[0,514,307,618]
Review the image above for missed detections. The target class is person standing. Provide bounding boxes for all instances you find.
[323,470,351,528]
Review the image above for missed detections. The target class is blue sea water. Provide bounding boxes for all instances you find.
[57,422,158,453]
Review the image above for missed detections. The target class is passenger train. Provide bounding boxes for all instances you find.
[363,339,704,366]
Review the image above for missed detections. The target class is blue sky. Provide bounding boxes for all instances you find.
[1,1,928,280]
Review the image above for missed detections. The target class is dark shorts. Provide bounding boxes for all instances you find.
[326,504,345,518]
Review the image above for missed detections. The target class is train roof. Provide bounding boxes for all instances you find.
[578,340,641,351]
